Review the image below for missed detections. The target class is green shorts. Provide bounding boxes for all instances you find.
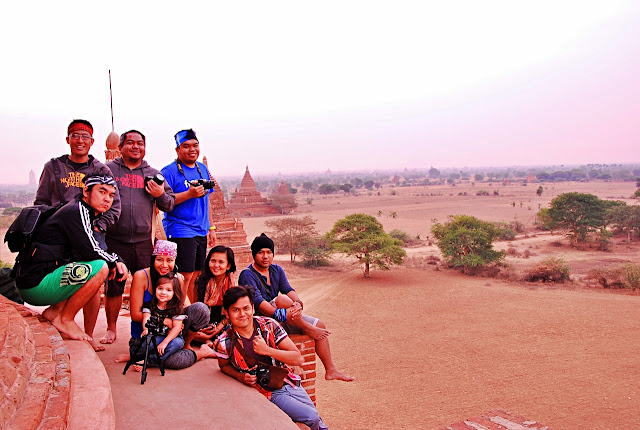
[19,260,106,306]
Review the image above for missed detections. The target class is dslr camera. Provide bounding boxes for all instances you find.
[144,173,165,186]
[250,365,271,388]
[189,179,216,190]
[144,315,162,335]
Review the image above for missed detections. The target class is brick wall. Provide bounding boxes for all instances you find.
[289,334,317,405]
[0,296,71,429]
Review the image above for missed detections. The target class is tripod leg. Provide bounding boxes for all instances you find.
[141,335,153,385]
[123,337,145,375]
[151,335,165,376]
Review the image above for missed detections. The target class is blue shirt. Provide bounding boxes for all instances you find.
[238,264,295,309]
[161,160,213,238]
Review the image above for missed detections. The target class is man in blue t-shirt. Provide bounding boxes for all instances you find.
[161,129,216,303]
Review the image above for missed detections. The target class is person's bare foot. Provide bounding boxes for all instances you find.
[134,364,143,372]
[325,368,354,381]
[88,338,105,352]
[114,353,131,363]
[51,316,91,341]
[307,325,331,340]
[199,344,216,359]
[42,306,58,322]
[100,329,117,344]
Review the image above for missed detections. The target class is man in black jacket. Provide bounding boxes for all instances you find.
[15,174,128,343]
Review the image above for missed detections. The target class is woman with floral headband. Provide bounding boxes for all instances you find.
[115,240,215,369]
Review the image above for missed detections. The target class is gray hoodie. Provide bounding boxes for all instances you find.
[35,155,121,233]
[106,157,175,244]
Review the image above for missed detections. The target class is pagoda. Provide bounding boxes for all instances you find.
[203,158,253,267]
[228,166,278,217]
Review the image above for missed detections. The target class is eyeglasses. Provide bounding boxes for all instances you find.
[69,133,93,141]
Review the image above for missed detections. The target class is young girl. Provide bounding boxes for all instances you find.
[195,246,236,345]
[141,273,186,360]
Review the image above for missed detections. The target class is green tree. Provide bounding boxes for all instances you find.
[431,215,505,274]
[429,167,440,178]
[607,203,640,242]
[326,213,406,278]
[547,193,610,246]
[474,173,484,182]
[265,216,318,262]
[318,184,337,194]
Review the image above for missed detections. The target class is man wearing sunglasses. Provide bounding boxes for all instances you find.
[34,119,121,351]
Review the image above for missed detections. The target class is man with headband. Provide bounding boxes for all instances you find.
[13,173,128,345]
[34,119,122,351]
[239,233,354,382]
[161,129,216,303]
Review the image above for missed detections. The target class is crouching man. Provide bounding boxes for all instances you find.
[13,174,128,344]
[213,286,328,430]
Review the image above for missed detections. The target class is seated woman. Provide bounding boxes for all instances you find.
[115,240,215,369]
[194,246,237,345]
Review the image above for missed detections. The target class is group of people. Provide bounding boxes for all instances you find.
[12,119,351,429]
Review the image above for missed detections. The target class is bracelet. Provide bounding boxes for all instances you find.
[272,308,287,322]
[209,226,216,231]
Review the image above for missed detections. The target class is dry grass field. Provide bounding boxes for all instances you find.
[243,181,640,429]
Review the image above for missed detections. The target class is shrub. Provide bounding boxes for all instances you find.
[476,190,490,196]
[523,257,570,283]
[389,229,411,244]
[509,220,525,233]
[587,263,640,290]
[506,247,518,256]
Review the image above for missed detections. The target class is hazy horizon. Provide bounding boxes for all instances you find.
[2,2,639,184]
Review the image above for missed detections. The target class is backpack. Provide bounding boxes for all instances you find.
[4,205,60,253]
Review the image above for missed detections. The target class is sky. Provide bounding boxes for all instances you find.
[1,1,639,184]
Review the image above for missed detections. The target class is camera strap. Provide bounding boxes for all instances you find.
[175,159,205,182]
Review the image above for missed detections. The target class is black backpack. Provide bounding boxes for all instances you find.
[4,205,60,253]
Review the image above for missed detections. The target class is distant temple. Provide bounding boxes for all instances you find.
[270,179,297,214]
[28,170,36,186]
[202,158,253,267]
[228,166,278,217]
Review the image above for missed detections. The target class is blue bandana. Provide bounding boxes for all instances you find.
[174,129,198,147]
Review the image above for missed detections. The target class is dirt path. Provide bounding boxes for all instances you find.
[289,265,640,430]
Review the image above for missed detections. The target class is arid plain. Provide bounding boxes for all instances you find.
[242,180,640,429]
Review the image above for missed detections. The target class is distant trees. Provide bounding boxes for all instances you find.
[607,203,640,243]
[326,213,406,278]
[265,216,318,262]
[429,167,441,179]
[270,193,298,214]
[318,184,337,194]
[431,215,505,274]
[339,184,354,193]
[474,173,484,182]
[546,193,611,246]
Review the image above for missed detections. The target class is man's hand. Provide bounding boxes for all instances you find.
[189,184,206,199]
[109,262,128,281]
[288,302,303,321]
[146,180,164,198]
[239,368,258,387]
[207,228,217,247]
[252,335,271,356]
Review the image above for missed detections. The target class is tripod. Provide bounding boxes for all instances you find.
[123,331,165,384]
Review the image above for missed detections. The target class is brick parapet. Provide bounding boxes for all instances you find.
[0,296,71,430]
[289,334,317,405]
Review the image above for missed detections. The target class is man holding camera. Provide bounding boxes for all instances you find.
[103,130,175,344]
[214,286,328,430]
[161,129,216,303]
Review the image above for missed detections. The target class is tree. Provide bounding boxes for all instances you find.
[547,192,610,246]
[431,215,505,274]
[265,216,318,262]
[474,173,484,182]
[429,167,440,179]
[607,202,640,243]
[363,180,374,190]
[318,184,337,194]
[269,193,298,214]
[536,186,543,196]
[326,213,406,278]
[339,184,354,193]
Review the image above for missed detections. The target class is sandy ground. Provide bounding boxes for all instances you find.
[290,263,640,430]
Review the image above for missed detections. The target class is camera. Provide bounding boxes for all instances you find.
[250,366,271,388]
[144,173,165,186]
[145,315,162,335]
[189,179,216,190]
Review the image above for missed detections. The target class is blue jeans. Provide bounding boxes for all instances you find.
[270,384,328,430]
[131,334,184,364]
